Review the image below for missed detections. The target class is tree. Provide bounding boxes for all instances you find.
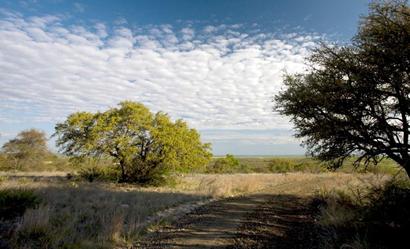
[274,1,410,177]
[208,154,240,173]
[1,129,49,170]
[54,101,212,183]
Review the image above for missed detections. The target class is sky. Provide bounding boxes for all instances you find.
[0,0,370,155]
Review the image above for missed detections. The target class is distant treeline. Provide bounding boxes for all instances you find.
[1,150,401,176]
[204,155,401,175]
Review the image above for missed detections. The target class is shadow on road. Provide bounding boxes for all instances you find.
[142,193,317,249]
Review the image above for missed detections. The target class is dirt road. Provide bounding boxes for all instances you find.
[140,178,326,248]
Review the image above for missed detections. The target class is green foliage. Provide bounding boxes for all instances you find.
[206,154,240,173]
[200,156,399,174]
[274,1,410,177]
[269,158,327,173]
[75,158,119,182]
[0,153,6,169]
[54,101,212,184]
[78,167,104,182]
[0,189,41,220]
[268,158,294,173]
[0,129,50,171]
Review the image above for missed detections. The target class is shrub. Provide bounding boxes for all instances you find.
[0,189,41,220]
[206,154,240,173]
[78,167,104,182]
[363,179,410,246]
[14,206,51,249]
[314,178,410,249]
[268,158,294,173]
[268,158,326,173]
[237,163,252,173]
[78,166,120,183]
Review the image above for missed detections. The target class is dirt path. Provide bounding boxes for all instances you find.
[230,194,317,249]
[140,178,325,249]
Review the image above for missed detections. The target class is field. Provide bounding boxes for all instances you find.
[1,155,402,176]
[0,164,396,249]
[1,1,410,248]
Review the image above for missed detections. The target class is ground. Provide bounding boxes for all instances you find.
[0,172,387,248]
[139,174,380,249]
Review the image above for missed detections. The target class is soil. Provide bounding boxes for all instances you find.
[140,192,318,249]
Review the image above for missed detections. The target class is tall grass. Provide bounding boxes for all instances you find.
[0,172,385,248]
[313,176,410,249]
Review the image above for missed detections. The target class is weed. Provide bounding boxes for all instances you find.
[314,177,410,249]
[0,189,41,220]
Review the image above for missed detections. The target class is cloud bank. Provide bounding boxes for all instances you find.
[0,11,324,154]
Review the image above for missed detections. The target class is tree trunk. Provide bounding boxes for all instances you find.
[119,159,126,182]
[403,162,410,179]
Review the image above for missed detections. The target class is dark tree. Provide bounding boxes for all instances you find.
[275,1,410,177]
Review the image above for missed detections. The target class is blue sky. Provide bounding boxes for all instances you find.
[0,0,370,155]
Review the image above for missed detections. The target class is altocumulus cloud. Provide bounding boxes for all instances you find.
[0,11,322,152]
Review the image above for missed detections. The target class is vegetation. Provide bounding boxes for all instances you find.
[0,172,376,248]
[201,156,400,175]
[54,101,212,184]
[314,177,410,249]
[0,189,40,220]
[275,1,410,177]
[0,2,408,248]
[206,154,241,173]
[0,129,50,171]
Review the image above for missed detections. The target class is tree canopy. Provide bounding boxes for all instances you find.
[275,1,410,177]
[1,129,49,170]
[54,101,212,183]
[207,154,240,173]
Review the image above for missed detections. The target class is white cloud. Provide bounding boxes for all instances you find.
[181,27,195,40]
[0,13,321,133]
[201,129,299,145]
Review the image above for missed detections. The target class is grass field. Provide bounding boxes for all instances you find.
[0,155,404,248]
[1,155,402,176]
[0,170,390,249]
[204,156,402,175]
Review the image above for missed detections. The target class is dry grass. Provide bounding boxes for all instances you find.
[0,171,69,177]
[0,172,389,248]
[312,176,410,249]
[181,172,389,197]
[1,179,208,248]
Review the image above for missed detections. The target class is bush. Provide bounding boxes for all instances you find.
[268,158,326,173]
[78,166,120,183]
[0,189,41,220]
[78,167,104,182]
[362,179,410,247]
[206,154,240,173]
[314,178,410,249]
[268,158,294,173]
[77,163,170,186]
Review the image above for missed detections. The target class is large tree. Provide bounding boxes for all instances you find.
[275,1,410,177]
[1,129,49,170]
[54,101,212,183]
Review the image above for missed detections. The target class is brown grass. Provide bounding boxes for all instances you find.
[0,172,389,248]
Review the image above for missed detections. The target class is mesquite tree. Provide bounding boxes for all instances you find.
[275,1,410,177]
[54,101,212,183]
[1,129,49,170]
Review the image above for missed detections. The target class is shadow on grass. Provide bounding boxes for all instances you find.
[1,174,68,183]
[0,180,207,249]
